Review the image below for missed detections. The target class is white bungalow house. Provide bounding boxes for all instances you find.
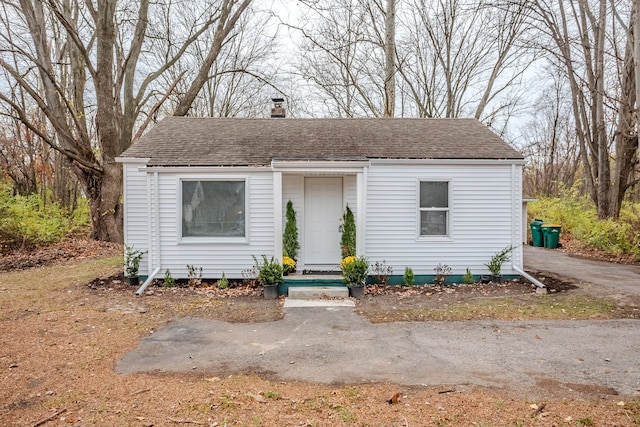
[116,116,525,284]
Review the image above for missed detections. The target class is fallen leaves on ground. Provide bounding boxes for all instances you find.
[1,239,640,425]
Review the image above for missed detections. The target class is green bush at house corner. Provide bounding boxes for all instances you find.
[340,255,369,287]
[485,246,513,277]
[124,245,145,277]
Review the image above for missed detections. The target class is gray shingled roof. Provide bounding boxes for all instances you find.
[119,117,523,166]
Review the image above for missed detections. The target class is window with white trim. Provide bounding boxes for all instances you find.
[181,180,246,238]
[419,181,449,236]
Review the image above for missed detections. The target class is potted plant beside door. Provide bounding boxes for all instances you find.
[254,255,284,299]
[340,255,369,298]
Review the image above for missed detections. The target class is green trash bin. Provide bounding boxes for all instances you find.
[541,224,562,249]
[529,219,545,247]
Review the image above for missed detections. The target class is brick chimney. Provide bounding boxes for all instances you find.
[271,97,285,118]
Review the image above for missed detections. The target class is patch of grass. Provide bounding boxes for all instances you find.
[264,391,280,399]
[0,255,121,290]
[0,256,122,321]
[336,405,356,423]
[343,386,360,400]
[363,295,619,322]
[185,401,211,413]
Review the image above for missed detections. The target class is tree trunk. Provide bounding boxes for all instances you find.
[383,0,396,117]
[83,162,123,242]
[593,0,610,219]
[610,21,638,219]
[634,0,640,112]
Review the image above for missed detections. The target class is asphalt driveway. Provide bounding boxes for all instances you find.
[117,246,640,396]
[524,245,640,297]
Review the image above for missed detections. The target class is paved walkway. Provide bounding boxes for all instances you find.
[524,245,640,297]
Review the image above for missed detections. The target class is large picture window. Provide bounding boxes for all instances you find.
[182,180,246,238]
[419,181,449,236]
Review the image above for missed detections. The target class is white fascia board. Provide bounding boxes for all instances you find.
[116,157,150,164]
[139,165,272,173]
[271,160,370,173]
[369,158,526,166]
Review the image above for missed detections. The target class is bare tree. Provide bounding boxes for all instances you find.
[397,0,532,125]
[167,9,281,118]
[288,0,393,117]
[634,0,640,114]
[520,69,580,197]
[0,0,255,242]
[173,0,252,116]
[529,0,637,219]
[384,0,396,117]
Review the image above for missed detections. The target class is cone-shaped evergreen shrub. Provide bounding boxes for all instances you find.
[283,200,300,259]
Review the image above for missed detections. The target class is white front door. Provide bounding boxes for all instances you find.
[304,177,343,267]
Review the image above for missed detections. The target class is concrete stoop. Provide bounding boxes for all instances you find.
[288,286,349,299]
[284,286,355,308]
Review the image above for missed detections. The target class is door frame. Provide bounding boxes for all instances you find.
[272,160,368,271]
[303,176,344,269]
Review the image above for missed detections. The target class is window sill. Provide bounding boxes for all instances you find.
[179,237,249,245]
[416,236,453,243]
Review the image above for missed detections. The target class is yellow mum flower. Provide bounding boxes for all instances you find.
[340,256,357,270]
[282,256,296,269]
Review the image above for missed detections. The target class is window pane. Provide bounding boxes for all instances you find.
[420,181,448,208]
[420,211,447,236]
[182,181,245,237]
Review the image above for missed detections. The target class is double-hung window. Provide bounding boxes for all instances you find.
[419,181,449,237]
[181,180,246,239]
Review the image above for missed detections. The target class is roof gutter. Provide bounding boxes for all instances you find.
[369,158,526,166]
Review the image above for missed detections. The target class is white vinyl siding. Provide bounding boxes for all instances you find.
[366,162,522,276]
[344,175,357,217]
[122,167,275,279]
[122,163,150,275]
[121,160,522,280]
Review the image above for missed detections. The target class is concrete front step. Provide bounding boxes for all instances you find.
[283,298,355,308]
[288,286,349,300]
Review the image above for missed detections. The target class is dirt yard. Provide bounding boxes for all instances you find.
[1,240,639,426]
